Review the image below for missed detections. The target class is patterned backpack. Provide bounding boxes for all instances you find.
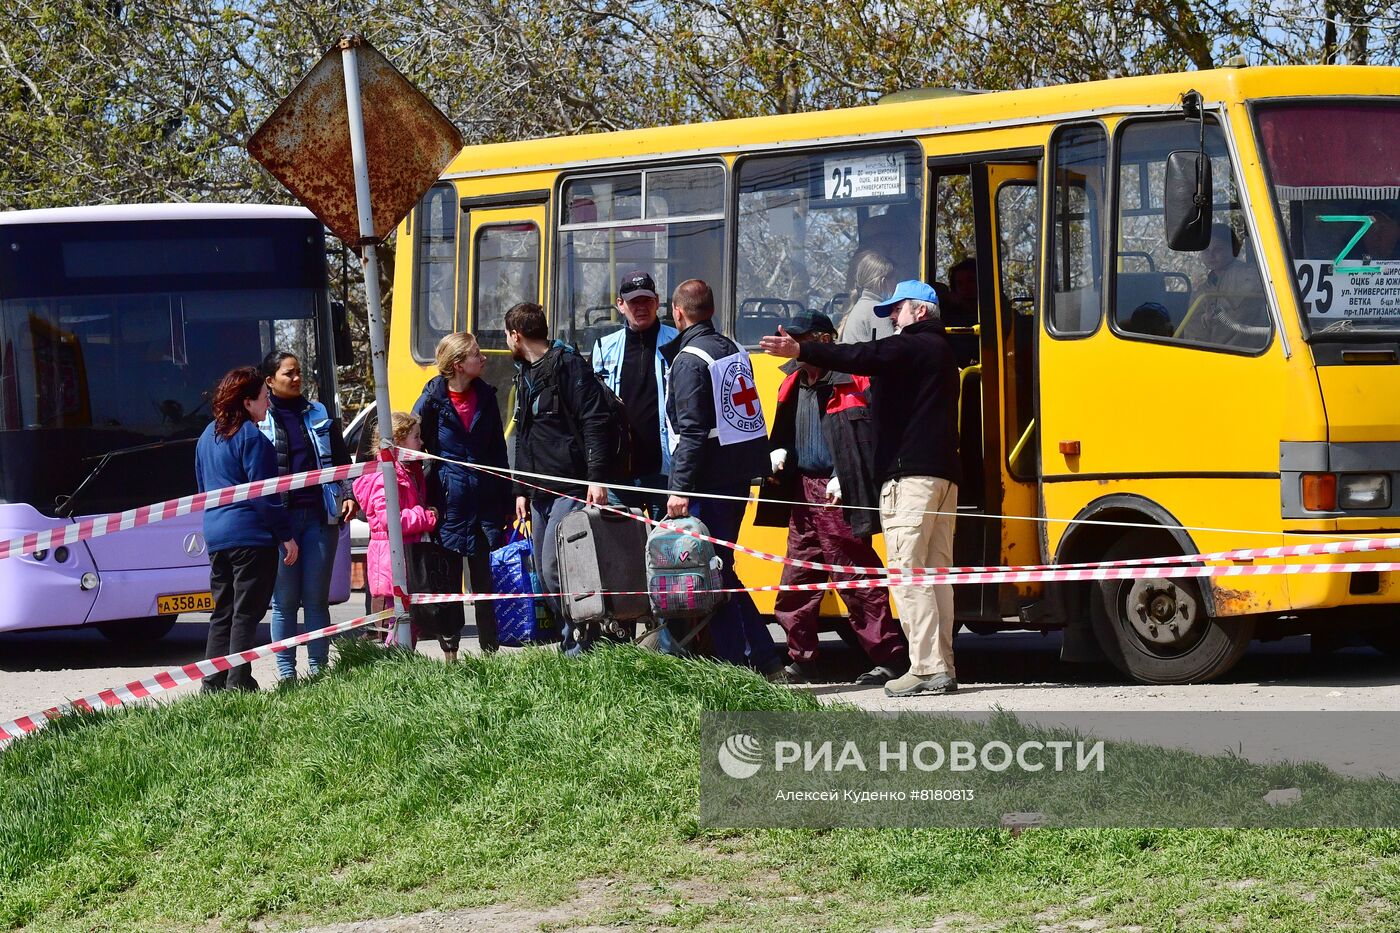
[645,515,725,620]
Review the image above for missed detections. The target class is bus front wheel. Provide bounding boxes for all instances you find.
[96,616,178,644]
[1090,531,1253,684]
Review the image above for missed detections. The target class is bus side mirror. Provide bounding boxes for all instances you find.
[1164,153,1212,252]
[331,301,354,366]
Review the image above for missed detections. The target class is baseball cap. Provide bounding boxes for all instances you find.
[873,280,941,318]
[784,312,837,337]
[618,270,658,301]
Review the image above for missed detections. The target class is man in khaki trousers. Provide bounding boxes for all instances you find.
[761,280,962,696]
[878,474,958,690]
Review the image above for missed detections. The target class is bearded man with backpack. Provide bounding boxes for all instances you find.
[505,302,619,643]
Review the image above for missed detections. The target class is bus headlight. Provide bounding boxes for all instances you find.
[80,572,99,591]
[1339,474,1391,510]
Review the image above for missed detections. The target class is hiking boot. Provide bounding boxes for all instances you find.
[883,671,958,698]
[853,663,901,686]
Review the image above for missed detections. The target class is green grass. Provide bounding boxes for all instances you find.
[1,643,1398,932]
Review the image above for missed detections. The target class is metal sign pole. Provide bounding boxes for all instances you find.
[340,36,413,647]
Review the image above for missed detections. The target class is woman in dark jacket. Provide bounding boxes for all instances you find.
[257,350,355,681]
[413,332,512,652]
[195,367,299,693]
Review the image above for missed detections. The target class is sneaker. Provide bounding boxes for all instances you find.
[781,660,820,684]
[883,671,958,697]
[853,664,900,686]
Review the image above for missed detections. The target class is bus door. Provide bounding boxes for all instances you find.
[977,162,1042,618]
[930,157,1040,620]
[459,201,547,428]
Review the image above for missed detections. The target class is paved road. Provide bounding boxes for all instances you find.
[4,603,1399,773]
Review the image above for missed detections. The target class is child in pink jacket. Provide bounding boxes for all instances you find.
[352,413,439,649]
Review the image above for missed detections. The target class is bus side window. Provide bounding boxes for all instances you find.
[412,184,458,362]
[735,145,922,346]
[1047,124,1107,337]
[1112,119,1270,353]
[555,166,724,353]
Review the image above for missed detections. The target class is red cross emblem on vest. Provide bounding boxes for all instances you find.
[731,375,759,417]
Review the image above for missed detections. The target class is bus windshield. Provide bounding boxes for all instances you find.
[1255,101,1400,339]
[0,217,329,516]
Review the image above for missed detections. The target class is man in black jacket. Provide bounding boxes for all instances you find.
[755,312,907,686]
[505,302,611,640]
[760,281,961,697]
[663,279,782,676]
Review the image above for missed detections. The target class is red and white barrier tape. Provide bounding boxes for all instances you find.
[402,557,1400,605]
[403,575,911,604]
[8,444,1399,748]
[400,447,1388,542]
[0,609,396,746]
[0,459,379,564]
[0,577,903,748]
[401,448,1400,581]
[11,553,1400,748]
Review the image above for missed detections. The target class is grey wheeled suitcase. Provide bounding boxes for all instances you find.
[555,505,651,634]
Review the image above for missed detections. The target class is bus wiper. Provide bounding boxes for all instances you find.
[56,437,198,518]
[1314,318,1356,336]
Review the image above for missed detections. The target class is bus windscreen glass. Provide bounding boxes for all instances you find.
[0,218,328,516]
[1256,101,1400,339]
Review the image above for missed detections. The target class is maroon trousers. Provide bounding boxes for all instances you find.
[775,474,907,665]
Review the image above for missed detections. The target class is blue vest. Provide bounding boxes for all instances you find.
[257,398,345,523]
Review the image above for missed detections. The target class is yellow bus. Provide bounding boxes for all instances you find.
[386,65,1400,684]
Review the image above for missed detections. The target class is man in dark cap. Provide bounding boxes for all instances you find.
[756,312,908,684]
[592,269,678,518]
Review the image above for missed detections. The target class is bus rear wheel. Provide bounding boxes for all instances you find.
[1090,531,1253,684]
[96,615,178,644]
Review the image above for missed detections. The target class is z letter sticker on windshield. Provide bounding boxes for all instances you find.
[1295,215,1400,320]
[1320,214,1381,276]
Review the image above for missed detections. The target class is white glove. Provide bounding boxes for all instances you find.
[826,476,842,503]
[770,448,788,472]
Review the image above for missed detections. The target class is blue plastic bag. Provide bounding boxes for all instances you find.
[490,521,551,647]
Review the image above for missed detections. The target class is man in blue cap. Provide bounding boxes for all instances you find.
[759,280,961,697]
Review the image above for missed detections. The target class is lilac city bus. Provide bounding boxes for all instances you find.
[0,204,352,641]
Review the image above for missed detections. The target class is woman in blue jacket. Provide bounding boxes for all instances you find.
[195,367,298,693]
[413,332,511,652]
[258,351,355,680]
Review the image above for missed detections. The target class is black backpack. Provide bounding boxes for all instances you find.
[544,347,633,482]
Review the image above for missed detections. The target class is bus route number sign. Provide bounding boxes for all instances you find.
[1296,260,1400,318]
[824,153,905,201]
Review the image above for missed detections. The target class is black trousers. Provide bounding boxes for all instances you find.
[204,546,279,691]
[463,548,497,653]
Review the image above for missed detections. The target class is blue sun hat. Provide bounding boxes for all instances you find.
[873,280,941,318]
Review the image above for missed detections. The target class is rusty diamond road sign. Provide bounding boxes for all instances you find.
[249,36,463,246]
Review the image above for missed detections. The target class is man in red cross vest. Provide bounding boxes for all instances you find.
[661,279,782,677]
